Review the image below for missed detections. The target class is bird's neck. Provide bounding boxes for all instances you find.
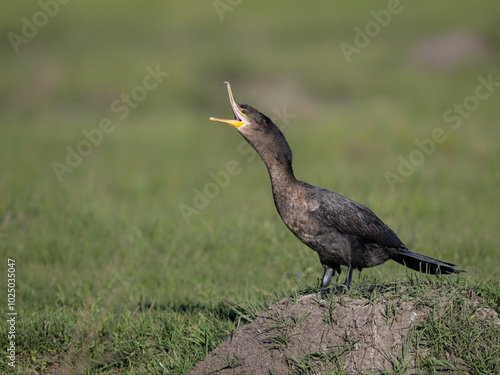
[243,129,297,188]
[265,153,296,189]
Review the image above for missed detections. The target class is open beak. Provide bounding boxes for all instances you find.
[209,82,246,129]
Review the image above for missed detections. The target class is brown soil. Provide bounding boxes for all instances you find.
[189,288,499,374]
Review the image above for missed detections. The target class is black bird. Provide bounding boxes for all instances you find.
[210,82,464,293]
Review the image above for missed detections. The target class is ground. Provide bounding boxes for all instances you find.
[190,280,499,374]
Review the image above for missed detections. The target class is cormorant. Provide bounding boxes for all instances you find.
[210,82,464,293]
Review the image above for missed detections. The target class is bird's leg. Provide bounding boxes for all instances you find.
[330,265,353,294]
[318,265,334,297]
[342,265,353,291]
[320,266,334,288]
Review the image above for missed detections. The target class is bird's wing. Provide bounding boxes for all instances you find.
[306,188,405,249]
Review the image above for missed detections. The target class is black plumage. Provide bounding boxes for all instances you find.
[210,82,464,293]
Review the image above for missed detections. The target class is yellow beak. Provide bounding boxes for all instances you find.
[209,82,246,129]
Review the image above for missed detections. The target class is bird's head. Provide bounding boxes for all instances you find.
[209,81,294,174]
[209,82,268,132]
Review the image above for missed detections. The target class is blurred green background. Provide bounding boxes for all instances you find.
[1,0,499,313]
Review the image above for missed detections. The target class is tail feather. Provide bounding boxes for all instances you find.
[392,250,465,274]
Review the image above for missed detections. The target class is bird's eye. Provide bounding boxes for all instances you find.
[241,109,247,114]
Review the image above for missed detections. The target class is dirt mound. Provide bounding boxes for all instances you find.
[190,284,499,374]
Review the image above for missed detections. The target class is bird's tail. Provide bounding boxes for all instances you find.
[392,250,465,274]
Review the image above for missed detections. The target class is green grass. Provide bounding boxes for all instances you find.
[1,0,500,373]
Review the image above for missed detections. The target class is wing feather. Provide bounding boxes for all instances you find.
[306,187,405,249]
